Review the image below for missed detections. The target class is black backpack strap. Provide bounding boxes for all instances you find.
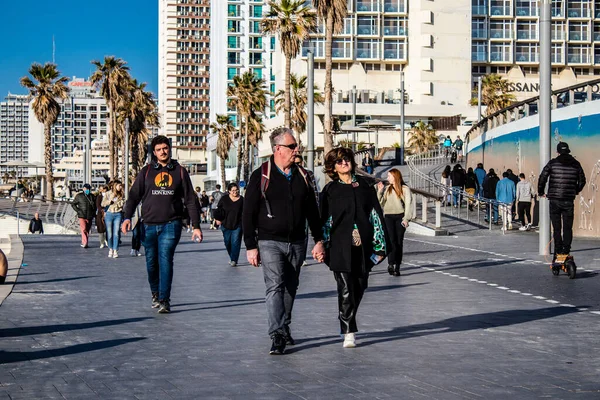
[260,160,274,218]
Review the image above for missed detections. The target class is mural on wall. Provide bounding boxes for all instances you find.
[466,108,600,238]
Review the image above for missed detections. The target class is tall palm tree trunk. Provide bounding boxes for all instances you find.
[43,123,54,201]
[235,133,244,183]
[131,135,140,176]
[284,55,291,130]
[242,123,250,183]
[220,158,227,189]
[120,123,127,181]
[108,108,116,179]
[323,10,335,154]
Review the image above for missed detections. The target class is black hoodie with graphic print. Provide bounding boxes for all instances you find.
[123,160,200,228]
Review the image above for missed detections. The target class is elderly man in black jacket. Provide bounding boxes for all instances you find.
[243,127,324,355]
[538,142,586,256]
[72,184,97,248]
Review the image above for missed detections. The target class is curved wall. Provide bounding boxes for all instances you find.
[466,102,600,238]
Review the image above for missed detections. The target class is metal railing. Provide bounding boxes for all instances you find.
[0,198,79,234]
[406,146,512,232]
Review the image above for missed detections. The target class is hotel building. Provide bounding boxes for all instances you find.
[0,94,29,178]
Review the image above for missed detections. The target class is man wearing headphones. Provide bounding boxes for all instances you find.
[123,135,202,313]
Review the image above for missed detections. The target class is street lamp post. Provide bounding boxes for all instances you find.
[124,119,130,199]
[400,71,405,166]
[351,86,357,152]
[307,49,315,172]
[539,0,552,255]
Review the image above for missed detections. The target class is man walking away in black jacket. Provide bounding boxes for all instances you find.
[538,142,586,256]
[122,135,203,314]
[72,184,96,248]
[243,127,325,355]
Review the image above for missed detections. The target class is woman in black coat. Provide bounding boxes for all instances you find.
[317,147,390,349]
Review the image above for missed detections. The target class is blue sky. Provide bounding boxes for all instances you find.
[0,0,158,99]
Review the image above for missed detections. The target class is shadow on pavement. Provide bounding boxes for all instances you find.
[287,306,580,353]
[14,276,101,285]
[0,338,145,364]
[0,317,152,338]
[298,283,429,300]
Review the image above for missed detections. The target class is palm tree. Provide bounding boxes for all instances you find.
[245,110,266,175]
[274,73,324,142]
[90,56,131,179]
[470,73,516,116]
[313,0,348,154]
[20,63,69,201]
[117,79,159,178]
[407,121,438,154]
[211,114,235,188]
[262,0,316,129]
[227,72,267,183]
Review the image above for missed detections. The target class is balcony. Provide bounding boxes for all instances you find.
[472,29,487,39]
[552,30,566,40]
[515,52,539,63]
[567,8,590,18]
[516,30,538,40]
[567,54,591,64]
[227,55,242,65]
[516,7,538,17]
[357,25,379,36]
[472,5,487,15]
[472,51,488,62]
[490,6,511,16]
[490,52,511,62]
[490,29,513,39]
[383,26,407,36]
[249,56,264,66]
[569,32,589,41]
[595,55,600,64]
[383,1,405,13]
[356,1,380,12]
[552,54,565,64]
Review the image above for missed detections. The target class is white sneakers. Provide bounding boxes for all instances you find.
[108,249,119,258]
[343,333,356,348]
[108,249,113,258]
[100,243,105,249]
[519,223,532,231]
[130,249,136,256]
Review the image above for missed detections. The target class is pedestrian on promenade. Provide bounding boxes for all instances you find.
[199,189,210,223]
[496,172,516,231]
[214,182,244,267]
[130,208,144,257]
[242,127,324,355]
[72,183,96,248]
[209,185,224,230]
[102,180,125,258]
[96,185,108,248]
[465,167,480,210]
[377,168,411,277]
[440,165,451,206]
[506,169,519,219]
[362,152,374,174]
[27,212,44,234]
[319,147,390,348]
[443,136,452,158]
[483,169,500,223]
[516,173,535,230]
[122,135,203,314]
[474,163,486,198]
[453,135,464,162]
[450,164,466,207]
[538,142,586,257]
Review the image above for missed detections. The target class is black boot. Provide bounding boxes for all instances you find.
[387,264,394,275]
[393,264,401,276]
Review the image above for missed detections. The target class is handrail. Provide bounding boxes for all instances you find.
[406,146,513,232]
[466,78,600,143]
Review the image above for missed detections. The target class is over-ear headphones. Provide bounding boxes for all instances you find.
[153,161,176,171]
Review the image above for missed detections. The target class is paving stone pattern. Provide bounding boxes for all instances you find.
[0,230,599,399]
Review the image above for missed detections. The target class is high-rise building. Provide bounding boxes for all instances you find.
[158,0,211,163]
[0,94,29,178]
[471,0,600,100]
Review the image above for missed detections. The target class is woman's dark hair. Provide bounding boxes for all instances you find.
[488,168,496,175]
[323,147,356,180]
[519,173,525,179]
[467,167,474,174]
[227,183,239,191]
[151,135,171,151]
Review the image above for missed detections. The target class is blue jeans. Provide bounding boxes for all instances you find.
[105,212,122,251]
[144,220,182,301]
[258,240,306,337]
[452,186,462,206]
[221,226,242,263]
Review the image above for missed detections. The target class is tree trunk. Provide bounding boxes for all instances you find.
[235,125,244,183]
[323,10,335,155]
[108,108,115,180]
[220,157,227,189]
[131,133,139,176]
[44,123,54,201]
[120,122,127,181]
[242,122,250,183]
[284,55,291,130]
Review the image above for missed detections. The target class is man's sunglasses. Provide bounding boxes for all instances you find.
[335,157,351,164]
[278,143,298,150]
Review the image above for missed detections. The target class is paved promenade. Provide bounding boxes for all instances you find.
[1,226,600,399]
